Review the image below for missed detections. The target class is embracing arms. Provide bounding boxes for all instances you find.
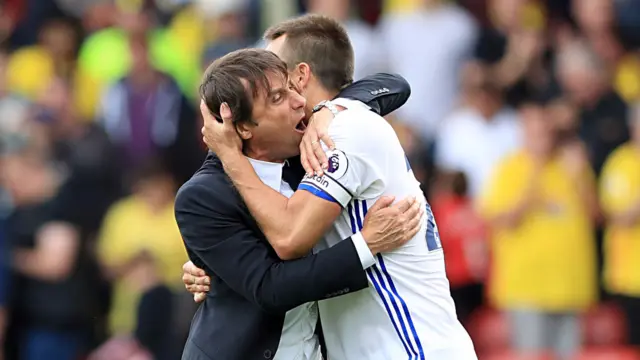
[175,178,420,311]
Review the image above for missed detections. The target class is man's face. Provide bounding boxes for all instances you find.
[265,35,314,119]
[244,70,307,161]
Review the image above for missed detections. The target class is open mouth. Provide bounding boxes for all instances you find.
[294,117,308,134]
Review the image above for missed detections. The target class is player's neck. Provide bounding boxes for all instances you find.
[244,147,286,164]
[305,86,340,114]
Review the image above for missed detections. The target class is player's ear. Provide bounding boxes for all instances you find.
[293,62,311,91]
[235,121,253,141]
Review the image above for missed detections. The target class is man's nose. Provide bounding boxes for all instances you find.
[291,91,306,109]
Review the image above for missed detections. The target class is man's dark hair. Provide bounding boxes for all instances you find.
[264,14,354,92]
[199,48,288,125]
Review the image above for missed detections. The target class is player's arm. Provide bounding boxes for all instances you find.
[338,73,411,117]
[220,155,343,259]
[299,74,410,175]
[180,194,423,303]
[176,181,381,313]
[212,107,387,259]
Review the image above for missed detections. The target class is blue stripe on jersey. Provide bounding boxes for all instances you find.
[350,200,422,359]
[364,200,425,358]
[377,254,425,360]
[347,203,356,234]
[353,199,363,231]
[298,183,341,205]
[366,267,416,358]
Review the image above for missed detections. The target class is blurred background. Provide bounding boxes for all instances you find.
[0,0,639,359]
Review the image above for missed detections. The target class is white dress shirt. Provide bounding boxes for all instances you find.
[247,157,376,360]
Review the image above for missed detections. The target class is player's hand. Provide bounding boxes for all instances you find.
[200,100,242,159]
[361,196,424,255]
[182,261,210,303]
[300,107,337,176]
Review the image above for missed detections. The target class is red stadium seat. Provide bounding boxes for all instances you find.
[582,303,627,346]
[573,347,640,360]
[467,307,511,353]
[481,350,553,360]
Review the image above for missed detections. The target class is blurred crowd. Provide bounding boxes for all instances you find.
[0,0,639,359]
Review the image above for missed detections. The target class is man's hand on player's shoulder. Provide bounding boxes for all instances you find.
[301,107,338,176]
[200,100,243,160]
[182,261,210,303]
[361,196,424,255]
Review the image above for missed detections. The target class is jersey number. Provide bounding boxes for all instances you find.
[425,204,442,251]
[405,154,441,251]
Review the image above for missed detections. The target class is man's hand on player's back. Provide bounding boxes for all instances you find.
[182,195,424,302]
[361,195,423,255]
[182,261,210,303]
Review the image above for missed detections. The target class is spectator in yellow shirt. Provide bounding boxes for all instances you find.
[479,99,597,359]
[97,159,188,339]
[600,102,640,346]
[6,19,78,101]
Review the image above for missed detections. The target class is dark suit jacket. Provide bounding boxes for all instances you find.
[175,74,411,360]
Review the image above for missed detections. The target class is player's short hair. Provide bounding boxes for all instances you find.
[264,14,354,92]
[200,48,288,125]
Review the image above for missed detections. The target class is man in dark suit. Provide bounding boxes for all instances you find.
[175,48,417,359]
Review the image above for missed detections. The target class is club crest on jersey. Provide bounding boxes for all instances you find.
[325,149,348,179]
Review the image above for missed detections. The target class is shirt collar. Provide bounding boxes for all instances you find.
[247,157,285,192]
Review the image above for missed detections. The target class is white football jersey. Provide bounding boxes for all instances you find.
[299,99,477,360]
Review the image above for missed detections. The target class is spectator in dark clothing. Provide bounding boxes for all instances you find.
[89,251,177,360]
[2,76,121,360]
[614,0,640,48]
[33,76,124,218]
[1,146,96,360]
[5,0,66,50]
[555,39,630,176]
[474,0,549,107]
[98,37,205,188]
[129,252,176,360]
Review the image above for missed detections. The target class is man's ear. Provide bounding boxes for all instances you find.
[292,62,312,91]
[235,121,253,141]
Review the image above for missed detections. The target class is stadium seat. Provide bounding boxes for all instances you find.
[582,303,627,346]
[467,307,511,353]
[573,347,640,360]
[480,350,553,360]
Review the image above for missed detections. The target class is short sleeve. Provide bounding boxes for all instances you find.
[298,106,388,207]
